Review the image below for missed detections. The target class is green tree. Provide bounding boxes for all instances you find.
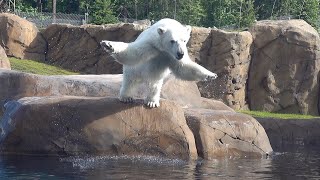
[255,0,319,28]
[201,0,255,28]
[176,0,206,26]
[89,0,118,24]
[112,0,206,26]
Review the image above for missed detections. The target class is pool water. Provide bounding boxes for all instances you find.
[0,150,319,179]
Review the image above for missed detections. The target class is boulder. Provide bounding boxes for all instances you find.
[43,23,147,74]
[197,29,253,110]
[0,45,10,69]
[187,26,211,62]
[0,69,233,111]
[0,96,197,160]
[257,117,320,152]
[0,13,46,61]
[185,109,272,159]
[248,20,320,115]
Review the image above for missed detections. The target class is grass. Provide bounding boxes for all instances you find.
[239,110,319,119]
[9,57,80,75]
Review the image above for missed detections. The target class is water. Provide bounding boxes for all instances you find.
[0,150,319,180]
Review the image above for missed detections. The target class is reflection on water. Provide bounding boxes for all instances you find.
[0,150,319,179]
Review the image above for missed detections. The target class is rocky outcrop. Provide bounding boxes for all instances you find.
[0,96,272,159]
[185,109,272,159]
[0,45,10,69]
[43,23,147,74]
[3,14,319,115]
[257,118,320,152]
[188,27,211,63]
[248,20,320,115]
[197,29,253,110]
[0,69,233,111]
[0,96,197,160]
[0,13,46,61]
[0,69,272,158]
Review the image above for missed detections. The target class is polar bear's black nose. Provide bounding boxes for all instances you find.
[177,52,184,60]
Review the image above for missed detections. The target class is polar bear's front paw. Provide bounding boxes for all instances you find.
[100,41,114,53]
[119,96,134,103]
[204,73,218,81]
[146,100,160,108]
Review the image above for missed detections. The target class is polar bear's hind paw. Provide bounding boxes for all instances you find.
[119,96,134,103]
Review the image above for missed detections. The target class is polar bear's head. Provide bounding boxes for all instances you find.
[157,25,191,60]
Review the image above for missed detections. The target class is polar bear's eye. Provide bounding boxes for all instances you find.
[170,40,175,44]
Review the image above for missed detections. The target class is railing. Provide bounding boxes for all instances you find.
[14,11,87,28]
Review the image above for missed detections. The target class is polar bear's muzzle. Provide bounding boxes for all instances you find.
[177,51,184,60]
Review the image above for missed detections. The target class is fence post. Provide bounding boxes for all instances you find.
[52,0,56,23]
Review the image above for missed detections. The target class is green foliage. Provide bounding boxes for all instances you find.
[239,110,319,119]
[16,0,38,13]
[81,0,118,24]
[112,0,205,26]
[176,0,205,26]
[14,0,320,29]
[201,0,256,28]
[9,58,80,75]
[255,0,319,28]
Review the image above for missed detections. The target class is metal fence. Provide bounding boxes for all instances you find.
[14,12,87,29]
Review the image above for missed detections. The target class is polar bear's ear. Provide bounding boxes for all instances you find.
[157,27,167,35]
[185,25,192,34]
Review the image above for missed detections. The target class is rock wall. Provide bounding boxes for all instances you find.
[248,20,320,115]
[0,70,272,159]
[0,13,46,61]
[0,45,10,69]
[1,13,320,115]
[197,29,252,110]
[257,117,320,152]
[43,23,147,74]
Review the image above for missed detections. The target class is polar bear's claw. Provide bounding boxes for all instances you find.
[146,101,160,108]
[100,41,114,53]
[119,96,134,103]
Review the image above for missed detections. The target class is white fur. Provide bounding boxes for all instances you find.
[101,18,217,108]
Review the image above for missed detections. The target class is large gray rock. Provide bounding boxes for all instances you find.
[257,117,320,151]
[0,45,10,69]
[197,29,253,110]
[0,96,197,160]
[0,69,233,111]
[0,13,46,61]
[248,20,320,115]
[185,109,272,159]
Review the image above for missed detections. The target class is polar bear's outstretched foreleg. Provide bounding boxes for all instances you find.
[169,60,218,81]
[100,41,132,65]
[100,40,160,66]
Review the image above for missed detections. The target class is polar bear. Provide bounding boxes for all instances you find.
[100,18,217,108]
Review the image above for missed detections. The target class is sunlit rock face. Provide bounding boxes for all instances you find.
[0,69,234,111]
[0,13,46,61]
[0,45,10,70]
[185,109,272,159]
[0,96,197,160]
[196,29,253,111]
[0,96,272,159]
[248,20,320,115]
[0,70,272,159]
